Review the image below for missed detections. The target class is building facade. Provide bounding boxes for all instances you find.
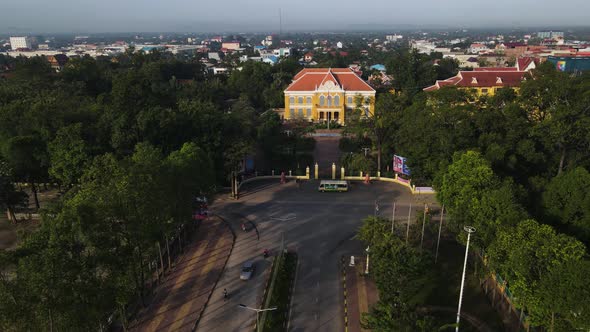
[546,56,590,73]
[283,68,375,123]
[423,68,527,96]
[9,36,32,50]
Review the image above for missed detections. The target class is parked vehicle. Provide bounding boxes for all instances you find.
[318,180,349,192]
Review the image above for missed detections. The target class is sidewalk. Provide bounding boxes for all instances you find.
[342,256,379,332]
[130,217,234,332]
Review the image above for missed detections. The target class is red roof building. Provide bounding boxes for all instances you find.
[424,70,527,96]
[284,68,375,123]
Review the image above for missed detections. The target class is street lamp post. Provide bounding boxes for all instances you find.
[238,304,277,332]
[391,201,396,234]
[365,246,370,275]
[456,226,476,332]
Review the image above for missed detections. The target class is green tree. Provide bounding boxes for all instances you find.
[48,123,89,187]
[543,167,590,244]
[488,219,586,329]
[2,135,48,209]
[0,159,28,222]
[520,62,590,176]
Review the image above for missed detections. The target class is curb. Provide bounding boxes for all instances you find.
[284,253,298,331]
[286,255,300,332]
[341,257,348,332]
[192,216,236,332]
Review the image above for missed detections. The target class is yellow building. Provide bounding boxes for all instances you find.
[423,68,527,97]
[283,68,376,123]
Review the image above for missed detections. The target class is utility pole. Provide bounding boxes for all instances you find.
[456,226,476,332]
[435,205,445,264]
[405,203,412,244]
[391,201,396,234]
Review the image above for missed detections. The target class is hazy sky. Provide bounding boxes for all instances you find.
[2,0,589,33]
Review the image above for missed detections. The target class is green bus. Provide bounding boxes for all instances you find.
[318,180,349,192]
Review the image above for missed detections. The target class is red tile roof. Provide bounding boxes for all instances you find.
[286,68,375,92]
[516,57,540,71]
[474,67,518,71]
[424,70,526,91]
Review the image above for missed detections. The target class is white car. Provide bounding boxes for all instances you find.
[240,261,255,280]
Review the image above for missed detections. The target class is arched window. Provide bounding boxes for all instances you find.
[327,95,332,107]
[319,95,325,106]
[289,96,294,104]
[334,95,340,106]
[298,96,303,104]
[306,96,312,104]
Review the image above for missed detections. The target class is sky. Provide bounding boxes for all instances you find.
[1,0,590,34]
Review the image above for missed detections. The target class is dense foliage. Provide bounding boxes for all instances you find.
[0,51,304,330]
[354,61,590,331]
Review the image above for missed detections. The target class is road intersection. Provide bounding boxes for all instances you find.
[197,179,437,331]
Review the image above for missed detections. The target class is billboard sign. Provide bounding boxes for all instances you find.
[556,60,567,72]
[393,155,411,176]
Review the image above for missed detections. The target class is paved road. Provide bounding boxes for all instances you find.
[197,179,438,332]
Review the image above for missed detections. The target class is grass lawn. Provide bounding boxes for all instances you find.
[425,240,504,331]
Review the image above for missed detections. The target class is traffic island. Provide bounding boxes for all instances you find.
[257,251,298,332]
[341,256,379,332]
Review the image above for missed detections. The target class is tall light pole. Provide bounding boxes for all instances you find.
[238,304,277,332]
[435,205,445,264]
[365,246,370,275]
[420,204,427,250]
[391,201,396,234]
[456,226,476,332]
[405,203,412,244]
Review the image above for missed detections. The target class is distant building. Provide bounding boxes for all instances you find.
[262,55,279,65]
[212,67,229,75]
[423,69,527,96]
[370,64,386,72]
[304,52,314,62]
[208,52,222,61]
[469,43,488,54]
[222,41,241,50]
[46,54,68,71]
[283,68,375,123]
[10,36,32,50]
[546,56,590,73]
[386,34,403,42]
[273,48,291,57]
[495,42,528,58]
[516,57,540,72]
[336,41,343,49]
[537,31,564,40]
